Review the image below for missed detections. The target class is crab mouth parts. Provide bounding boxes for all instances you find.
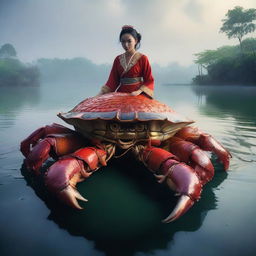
[117,139,135,147]
[92,132,138,149]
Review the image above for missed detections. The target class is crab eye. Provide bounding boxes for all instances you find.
[135,123,145,132]
[129,126,135,132]
[110,123,120,132]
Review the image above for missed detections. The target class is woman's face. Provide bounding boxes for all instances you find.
[121,33,137,53]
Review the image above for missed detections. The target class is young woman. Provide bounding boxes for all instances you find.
[98,25,154,98]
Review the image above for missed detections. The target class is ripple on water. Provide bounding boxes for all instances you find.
[1,85,256,256]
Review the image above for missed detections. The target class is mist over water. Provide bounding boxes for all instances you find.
[1,0,256,254]
[0,83,256,256]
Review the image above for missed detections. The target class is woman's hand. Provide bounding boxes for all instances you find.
[130,89,142,96]
[97,85,112,96]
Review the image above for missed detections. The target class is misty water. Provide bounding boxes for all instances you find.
[0,83,256,256]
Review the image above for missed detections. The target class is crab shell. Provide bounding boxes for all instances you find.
[58,93,194,149]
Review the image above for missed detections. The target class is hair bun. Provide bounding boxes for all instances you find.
[119,25,141,50]
[122,25,134,30]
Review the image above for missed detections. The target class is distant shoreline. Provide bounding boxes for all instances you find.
[162,83,256,86]
[162,83,192,86]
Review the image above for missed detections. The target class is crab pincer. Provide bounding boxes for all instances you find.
[141,146,202,223]
[45,147,107,209]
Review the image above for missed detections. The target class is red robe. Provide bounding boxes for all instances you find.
[105,52,154,98]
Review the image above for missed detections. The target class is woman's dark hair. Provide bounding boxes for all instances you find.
[119,26,141,49]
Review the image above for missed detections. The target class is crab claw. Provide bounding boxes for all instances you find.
[141,147,202,222]
[58,185,88,210]
[162,159,202,222]
[162,195,194,223]
[45,157,89,209]
[45,147,107,209]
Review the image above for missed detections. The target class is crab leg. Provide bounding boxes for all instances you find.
[167,137,214,185]
[20,123,85,173]
[175,127,231,170]
[23,133,85,173]
[140,146,202,223]
[45,146,108,209]
[20,123,74,157]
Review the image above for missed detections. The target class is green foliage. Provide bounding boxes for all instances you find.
[207,54,255,84]
[241,37,256,53]
[193,38,256,85]
[0,58,40,86]
[0,43,40,86]
[220,6,256,46]
[194,39,256,67]
[0,43,17,58]
[194,46,240,66]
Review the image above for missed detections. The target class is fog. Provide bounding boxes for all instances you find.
[0,0,255,83]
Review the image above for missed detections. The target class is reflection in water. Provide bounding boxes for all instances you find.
[21,153,227,256]
[192,85,256,166]
[1,84,256,256]
[0,86,40,113]
[192,85,256,124]
[0,86,40,128]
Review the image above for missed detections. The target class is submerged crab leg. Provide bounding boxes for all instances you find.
[175,127,231,170]
[45,147,108,209]
[140,146,202,223]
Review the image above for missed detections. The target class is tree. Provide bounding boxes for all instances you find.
[220,6,256,51]
[193,38,256,85]
[0,43,17,58]
[194,46,239,76]
[241,37,256,56]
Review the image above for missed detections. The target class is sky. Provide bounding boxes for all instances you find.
[0,0,255,66]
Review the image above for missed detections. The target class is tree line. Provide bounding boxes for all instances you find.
[1,6,255,87]
[193,6,256,85]
[0,44,40,86]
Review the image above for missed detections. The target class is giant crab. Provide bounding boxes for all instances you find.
[20,92,231,223]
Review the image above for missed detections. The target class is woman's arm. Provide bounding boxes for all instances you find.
[138,55,154,98]
[98,57,120,95]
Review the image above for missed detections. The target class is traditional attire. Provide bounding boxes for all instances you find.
[101,52,154,98]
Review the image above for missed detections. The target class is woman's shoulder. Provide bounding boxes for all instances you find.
[136,52,146,57]
[114,54,122,60]
[110,54,122,65]
[137,52,150,62]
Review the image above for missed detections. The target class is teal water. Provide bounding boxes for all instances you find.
[0,83,256,256]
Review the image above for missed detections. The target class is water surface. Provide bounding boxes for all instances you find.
[0,83,256,256]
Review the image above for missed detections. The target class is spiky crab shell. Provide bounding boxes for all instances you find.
[58,92,194,143]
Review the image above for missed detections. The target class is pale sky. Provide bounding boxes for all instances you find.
[0,0,255,66]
